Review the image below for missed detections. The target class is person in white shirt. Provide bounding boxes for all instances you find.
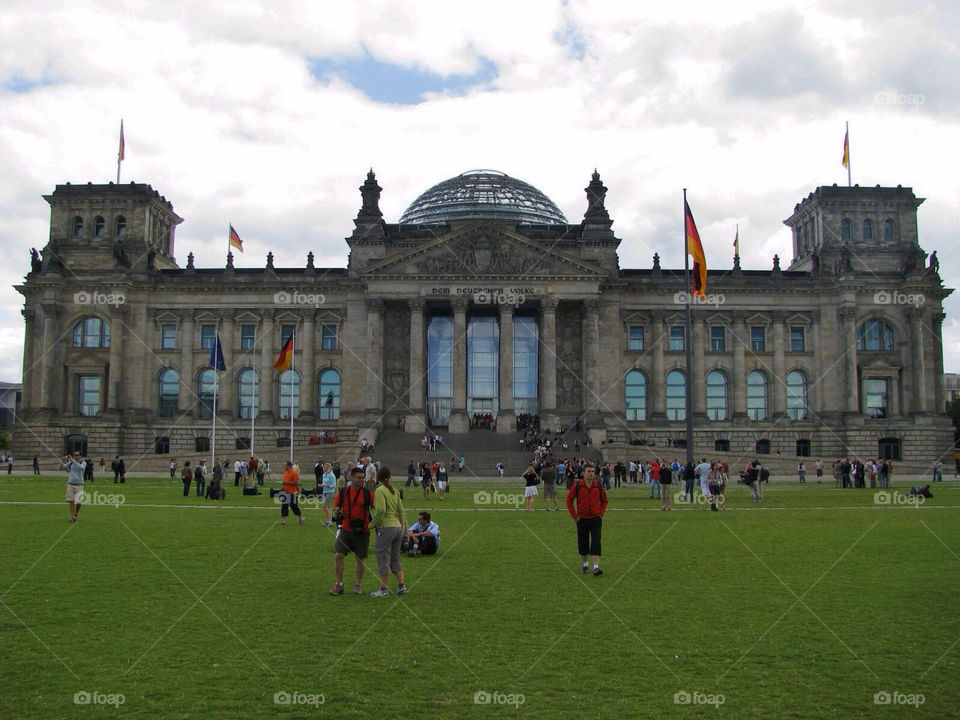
[233,459,242,487]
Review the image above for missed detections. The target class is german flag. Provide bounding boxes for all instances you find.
[685,200,707,298]
[229,224,244,252]
[273,335,293,371]
[842,129,849,168]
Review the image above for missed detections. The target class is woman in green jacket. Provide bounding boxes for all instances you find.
[370,466,407,597]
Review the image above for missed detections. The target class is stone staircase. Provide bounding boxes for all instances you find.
[371,427,603,478]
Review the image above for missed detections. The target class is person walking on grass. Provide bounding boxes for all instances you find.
[60,451,85,522]
[522,465,540,511]
[659,461,673,511]
[33,455,40,475]
[421,461,433,499]
[369,466,407,597]
[321,462,337,526]
[330,468,374,595]
[181,461,193,497]
[194,459,206,497]
[278,460,304,526]
[566,464,607,576]
[541,460,559,510]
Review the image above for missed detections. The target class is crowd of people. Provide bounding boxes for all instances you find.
[472,412,496,429]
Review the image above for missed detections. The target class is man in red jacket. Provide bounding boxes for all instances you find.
[566,464,608,576]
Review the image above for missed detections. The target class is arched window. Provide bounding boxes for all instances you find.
[786,370,808,420]
[318,369,341,420]
[863,219,873,240]
[115,215,127,237]
[73,216,84,237]
[94,216,106,238]
[665,370,686,421]
[706,370,728,421]
[856,320,895,351]
[64,434,88,456]
[158,368,180,417]
[840,218,851,240]
[625,370,646,421]
[884,219,895,240]
[238,369,259,419]
[72,317,110,348]
[197,369,218,419]
[747,370,769,421]
[278,369,300,419]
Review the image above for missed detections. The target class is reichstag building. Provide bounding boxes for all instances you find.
[14,169,953,466]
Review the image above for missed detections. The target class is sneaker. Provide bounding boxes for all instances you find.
[298,516,305,525]
[353,583,362,595]
[593,568,603,576]
[278,519,286,525]
[324,521,333,527]
[397,584,407,595]
[329,583,344,595]
[370,587,390,598]
[581,564,589,574]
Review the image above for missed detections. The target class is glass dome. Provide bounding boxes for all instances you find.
[398,170,568,225]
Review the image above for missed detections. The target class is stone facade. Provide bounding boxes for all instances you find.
[13,171,954,469]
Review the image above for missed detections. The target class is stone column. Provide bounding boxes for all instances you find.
[259,312,275,420]
[809,315,823,419]
[300,311,316,421]
[20,307,37,411]
[691,318,706,418]
[365,299,384,413]
[583,300,600,413]
[772,314,787,416]
[178,310,195,415]
[107,305,125,410]
[497,304,514,433]
[732,316,747,420]
[909,308,928,414]
[841,307,859,414]
[932,312,946,412]
[218,312,235,418]
[539,299,558,425]
[40,303,63,412]
[448,298,469,433]
[407,299,426,433]
[651,319,665,420]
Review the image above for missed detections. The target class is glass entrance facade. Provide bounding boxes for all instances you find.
[467,315,499,417]
[426,315,453,425]
[513,316,538,415]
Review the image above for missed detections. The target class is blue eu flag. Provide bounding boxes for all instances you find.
[210,334,226,371]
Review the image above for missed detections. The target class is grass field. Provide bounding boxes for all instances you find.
[1,472,958,719]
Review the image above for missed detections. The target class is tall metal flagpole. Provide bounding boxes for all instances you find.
[683,189,695,466]
[250,327,256,459]
[210,363,218,474]
[288,330,295,465]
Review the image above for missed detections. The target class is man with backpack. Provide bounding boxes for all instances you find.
[565,464,608,576]
[329,467,374,595]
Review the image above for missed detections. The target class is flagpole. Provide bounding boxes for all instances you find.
[116,119,123,184]
[289,329,295,465]
[683,189,695,466]
[250,327,256,459]
[210,367,218,474]
[845,121,852,187]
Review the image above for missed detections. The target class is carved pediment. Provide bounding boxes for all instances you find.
[362,224,604,279]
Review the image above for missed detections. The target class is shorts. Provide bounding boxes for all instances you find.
[524,485,539,497]
[66,484,84,503]
[334,528,370,559]
[437,481,447,491]
[542,482,557,499]
[322,492,334,508]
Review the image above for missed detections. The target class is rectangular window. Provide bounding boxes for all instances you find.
[715,439,730,452]
[78,376,100,416]
[750,326,766,352]
[155,436,170,454]
[194,437,210,453]
[281,324,296,347]
[628,326,644,351]
[161,324,177,350]
[235,437,251,450]
[669,326,685,351]
[240,324,256,349]
[790,326,805,352]
[796,439,811,457]
[200,324,216,350]
[865,378,889,418]
[321,324,338,350]
[710,326,726,352]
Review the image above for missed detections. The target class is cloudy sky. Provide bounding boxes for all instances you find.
[1,0,958,382]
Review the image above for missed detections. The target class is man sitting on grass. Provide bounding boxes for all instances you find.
[403,512,440,556]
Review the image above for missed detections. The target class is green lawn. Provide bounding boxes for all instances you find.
[1,474,958,719]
